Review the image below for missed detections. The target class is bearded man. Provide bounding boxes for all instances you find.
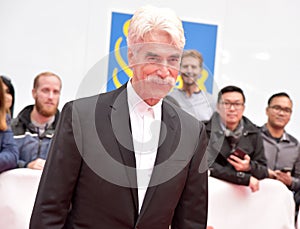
[168,49,216,121]
[12,72,61,170]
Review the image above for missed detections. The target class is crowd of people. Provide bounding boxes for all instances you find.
[0,72,61,172]
[0,4,299,229]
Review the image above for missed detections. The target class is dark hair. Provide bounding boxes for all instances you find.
[217,85,246,103]
[0,78,7,130]
[0,75,15,117]
[267,92,292,106]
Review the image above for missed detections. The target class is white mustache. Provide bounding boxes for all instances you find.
[145,75,175,86]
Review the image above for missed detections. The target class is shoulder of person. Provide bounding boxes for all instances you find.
[242,116,260,132]
[285,132,300,145]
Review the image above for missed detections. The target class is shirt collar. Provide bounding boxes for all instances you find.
[261,124,289,142]
[127,80,162,119]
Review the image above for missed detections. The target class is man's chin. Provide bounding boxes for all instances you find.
[39,108,57,117]
[148,90,170,100]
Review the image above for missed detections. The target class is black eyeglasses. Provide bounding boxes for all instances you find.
[269,105,292,114]
[220,101,244,110]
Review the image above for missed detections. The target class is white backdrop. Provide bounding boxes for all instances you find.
[1,0,300,138]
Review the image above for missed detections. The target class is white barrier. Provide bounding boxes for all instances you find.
[208,177,295,229]
[0,169,296,229]
[0,169,42,229]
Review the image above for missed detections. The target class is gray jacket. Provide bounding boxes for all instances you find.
[261,124,300,191]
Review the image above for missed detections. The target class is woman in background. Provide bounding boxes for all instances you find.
[0,77,18,173]
[0,75,15,119]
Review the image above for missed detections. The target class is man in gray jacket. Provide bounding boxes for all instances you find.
[260,92,300,216]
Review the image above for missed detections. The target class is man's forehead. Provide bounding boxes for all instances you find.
[131,42,182,55]
[222,93,243,100]
[37,77,61,89]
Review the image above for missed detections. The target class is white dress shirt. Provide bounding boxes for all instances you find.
[127,81,162,213]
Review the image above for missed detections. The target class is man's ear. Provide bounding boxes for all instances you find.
[32,88,37,100]
[216,102,220,112]
[127,48,134,67]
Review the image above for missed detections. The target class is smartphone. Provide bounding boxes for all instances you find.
[231,148,247,159]
[280,167,292,173]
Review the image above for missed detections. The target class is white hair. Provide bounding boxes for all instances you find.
[127,5,185,49]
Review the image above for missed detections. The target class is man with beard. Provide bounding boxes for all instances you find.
[168,49,216,121]
[11,72,61,170]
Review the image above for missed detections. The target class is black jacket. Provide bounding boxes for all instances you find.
[204,112,268,185]
[30,84,209,229]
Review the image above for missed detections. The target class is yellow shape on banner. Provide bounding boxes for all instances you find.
[112,68,122,89]
[114,37,133,78]
[176,69,208,91]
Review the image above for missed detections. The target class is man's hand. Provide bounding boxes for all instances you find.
[268,169,277,179]
[275,170,292,186]
[249,176,259,192]
[227,154,251,172]
[27,158,46,170]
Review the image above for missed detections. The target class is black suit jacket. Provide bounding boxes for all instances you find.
[30,84,208,229]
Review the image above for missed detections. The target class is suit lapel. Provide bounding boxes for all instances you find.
[109,86,139,213]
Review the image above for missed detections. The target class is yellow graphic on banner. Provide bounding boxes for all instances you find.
[177,68,208,91]
[112,19,132,89]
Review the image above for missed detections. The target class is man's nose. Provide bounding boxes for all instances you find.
[156,65,170,78]
[156,59,172,78]
[47,91,54,99]
[186,66,193,73]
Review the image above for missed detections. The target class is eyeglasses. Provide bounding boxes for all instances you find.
[220,102,244,110]
[269,105,292,114]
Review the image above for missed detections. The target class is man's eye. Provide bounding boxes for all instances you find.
[147,57,159,62]
[169,58,179,62]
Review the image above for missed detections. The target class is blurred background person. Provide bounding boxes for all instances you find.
[11,71,61,170]
[0,77,18,173]
[168,49,215,121]
[0,75,15,120]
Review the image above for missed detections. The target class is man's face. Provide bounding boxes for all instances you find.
[217,92,245,130]
[266,96,292,129]
[180,56,202,86]
[32,76,61,117]
[128,30,182,105]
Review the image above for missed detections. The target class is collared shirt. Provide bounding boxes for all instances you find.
[127,80,162,213]
[261,124,300,191]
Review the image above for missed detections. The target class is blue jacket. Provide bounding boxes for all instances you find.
[11,105,59,168]
[0,128,19,173]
